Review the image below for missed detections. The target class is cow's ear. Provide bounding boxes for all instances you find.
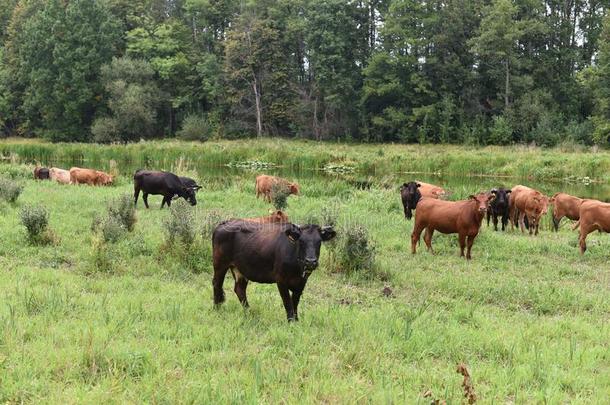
[285,225,301,242]
[491,188,497,194]
[416,183,421,188]
[320,226,336,242]
[506,189,511,193]
[468,195,476,200]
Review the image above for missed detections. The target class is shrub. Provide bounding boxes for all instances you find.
[91,117,120,143]
[271,182,289,211]
[108,194,136,231]
[0,177,23,203]
[340,224,376,276]
[201,209,224,239]
[99,215,127,243]
[177,114,213,142]
[163,200,196,246]
[489,115,513,145]
[20,205,53,245]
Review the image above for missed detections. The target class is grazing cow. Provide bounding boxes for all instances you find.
[400,182,422,220]
[49,168,71,184]
[550,192,584,231]
[212,220,336,321]
[411,193,494,260]
[242,210,289,224]
[134,169,198,209]
[575,199,610,254]
[69,167,113,186]
[487,187,511,231]
[179,176,202,192]
[33,166,50,180]
[255,175,300,202]
[510,185,549,235]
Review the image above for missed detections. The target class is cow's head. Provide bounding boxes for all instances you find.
[490,188,510,208]
[180,186,198,206]
[469,192,494,214]
[400,182,422,219]
[285,224,336,275]
[289,182,300,195]
[269,210,289,223]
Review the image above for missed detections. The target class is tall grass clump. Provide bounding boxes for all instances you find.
[163,200,196,246]
[92,194,137,243]
[0,177,23,203]
[201,209,224,239]
[271,182,289,211]
[20,205,54,245]
[339,224,376,278]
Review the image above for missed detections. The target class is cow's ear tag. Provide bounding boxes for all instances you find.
[287,235,296,244]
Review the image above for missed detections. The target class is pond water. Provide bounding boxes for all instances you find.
[8,155,610,201]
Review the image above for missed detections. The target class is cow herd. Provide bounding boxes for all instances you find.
[402,181,610,257]
[32,165,608,320]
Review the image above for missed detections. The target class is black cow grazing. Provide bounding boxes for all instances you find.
[212,220,336,321]
[133,169,198,209]
[487,187,511,231]
[33,166,50,180]
[179,176,202,192]
[400,182,422,219]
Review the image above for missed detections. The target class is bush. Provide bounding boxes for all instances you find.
[177,114,213,142]
[201,209,224,239]
[91,117,120,143]
[0,177,23,203]
[20,205,53,245]
[99,215,127,243]
[489,115,513,145]
[340,224,376,276]
[163,200,196,246]
[108,194,136,231]
[271,182,289,211]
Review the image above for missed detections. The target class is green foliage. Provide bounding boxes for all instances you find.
[108,194,137,232]
[270,182,289,211]
[339,224,376,276]
[177,114,213,141]
[19,204,53,245]
[200,209,224,239]
[163,200,196,246]
[0,176,23,202]
[489,115,513,145]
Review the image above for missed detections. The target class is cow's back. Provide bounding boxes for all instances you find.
[579,200,610,230]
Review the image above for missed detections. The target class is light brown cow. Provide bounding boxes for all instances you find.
[69,167,113,186]
[575,200,610,254]
[242,210,289,224]
[411,192,494,260]
[415,181,447,199]
[49,167,71,184]
[550,192,584,231]
[509,185,549,235]
[255,175,299,202]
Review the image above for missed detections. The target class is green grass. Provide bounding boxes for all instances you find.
[0,163,608,403]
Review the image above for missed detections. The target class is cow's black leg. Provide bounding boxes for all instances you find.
[501,213,508,231]
[143,193,150,209]
[492,214,499,231]
[233,272,250,308]
[486,210,491,227]
[212,263,230,307]
[134,187,140,206]
[552,215,560,232]
[291,287,304,321]
[277,283,295,321]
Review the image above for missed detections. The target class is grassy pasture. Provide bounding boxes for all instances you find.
[0,143,608,403]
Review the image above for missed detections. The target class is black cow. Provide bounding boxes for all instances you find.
[400,182,422,220]
[133,169,198,209]
[179,176,202,192]
[212,220,336,321]
[33,167,50,180]
[487,187,511,231]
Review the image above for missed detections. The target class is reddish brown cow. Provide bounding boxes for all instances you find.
[550,192,584,231]
[255,175,299,202]
[242,210,289,224]
[510,185,549,235]
[575,200,610,254]
[70,167,114,186]
[411,193,494,260]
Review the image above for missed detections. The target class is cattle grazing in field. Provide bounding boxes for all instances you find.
[33,166,50,180]
[179,176,202,192]
[509,185,549,235]
[411,192,494,260]
[574,199,610,254]
[400,182,422,220]
[69,167,113,186]
[487,187,511,231]
[134,169,198,209]
[242,210,289,224]
[255,175,299,202]
[49,167,71,184]
[550,192,584,231]
[212,220,336,321]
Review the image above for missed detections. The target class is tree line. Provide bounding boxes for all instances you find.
[0,0,609,146]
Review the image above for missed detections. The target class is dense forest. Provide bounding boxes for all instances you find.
[0,0,609,146]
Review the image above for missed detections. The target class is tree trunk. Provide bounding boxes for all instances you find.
[252,72,262,137]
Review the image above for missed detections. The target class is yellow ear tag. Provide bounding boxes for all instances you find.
[287,235,296,244]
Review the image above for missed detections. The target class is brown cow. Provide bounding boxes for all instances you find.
[255,175,299,202]
[49,167,71,184]
[415,181,447,199]
[510,185,549,235]
[549,192,584,231]
[70,167,114,186]
[411,192,494,260]
[575,200,610,254]
[242,210,289,224]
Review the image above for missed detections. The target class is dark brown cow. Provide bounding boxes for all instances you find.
[212,220,336,321]
[550,192,584,231]
[411,193,494,260]
[575,200,610,254]
[33,166,50,180]
[255,175,299,202]
[242,210,289,224]
[69,167,113,186]
[510,185,549,235]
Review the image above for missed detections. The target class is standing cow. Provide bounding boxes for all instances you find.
[575,199,610,254]
[411,193,494,260]
[70,167,113,186]
[255,175,299,202]
[134,169,198,209]
[550,192,584,231]
[49,167,71,184]
[400,181,446,220]
[509,185,549,235]
[212,220,336,321]
[487,187,511,231]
